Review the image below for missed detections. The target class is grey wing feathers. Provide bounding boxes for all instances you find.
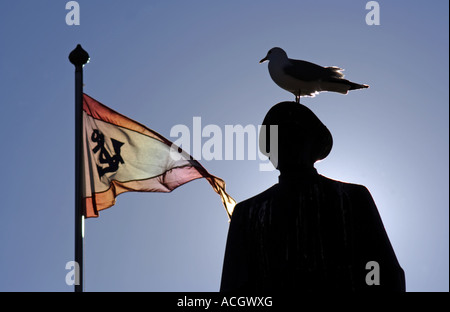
[283,59,369,90]
[284,59,345,81]
[283,59,329,81]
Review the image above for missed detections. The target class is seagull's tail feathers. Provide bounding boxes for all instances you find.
[321,78,369,94]
[320,81,352,94]
[326,66,345,79]
[326,68,370,90]
[347,81,369,90]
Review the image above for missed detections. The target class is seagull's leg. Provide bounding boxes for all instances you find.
[296,89,301,103]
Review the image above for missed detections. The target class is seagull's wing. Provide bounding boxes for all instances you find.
[283,59,344,81]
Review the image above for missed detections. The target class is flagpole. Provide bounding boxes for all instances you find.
[69,44,89,292]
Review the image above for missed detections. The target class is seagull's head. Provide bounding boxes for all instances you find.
[259,47,287,63]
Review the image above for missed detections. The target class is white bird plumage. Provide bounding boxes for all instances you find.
[260,47,369,103]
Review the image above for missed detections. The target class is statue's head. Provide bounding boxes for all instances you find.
[259,102,333,171]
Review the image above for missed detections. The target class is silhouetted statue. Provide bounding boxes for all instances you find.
[220,102,405,292]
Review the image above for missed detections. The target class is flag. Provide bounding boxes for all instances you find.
[82,93,235,219]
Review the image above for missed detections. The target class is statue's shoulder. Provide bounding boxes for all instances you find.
[232,184,279,216]
[319,174,371,196]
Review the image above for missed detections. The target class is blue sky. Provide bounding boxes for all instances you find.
[0,1,448,291]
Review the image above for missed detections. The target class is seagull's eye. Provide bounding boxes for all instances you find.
[268,50,272,54]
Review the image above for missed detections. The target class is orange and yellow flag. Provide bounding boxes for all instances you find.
[82,93,235,219]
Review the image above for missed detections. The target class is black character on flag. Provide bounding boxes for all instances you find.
[91,129,125,177]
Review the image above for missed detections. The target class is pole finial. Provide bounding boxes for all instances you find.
[69,44,90,67]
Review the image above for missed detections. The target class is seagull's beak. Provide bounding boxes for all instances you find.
[259,56,268,64]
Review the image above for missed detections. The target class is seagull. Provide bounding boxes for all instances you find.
[260,47,369,103]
